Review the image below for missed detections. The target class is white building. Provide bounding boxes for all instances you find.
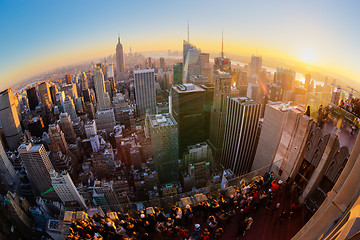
[50,170,87,210]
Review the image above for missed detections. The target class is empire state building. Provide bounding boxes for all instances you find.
[116,36,125,78]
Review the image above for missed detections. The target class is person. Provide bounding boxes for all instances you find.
[317,105,324,128]
[190,224,201,240]
[305,106,311,117]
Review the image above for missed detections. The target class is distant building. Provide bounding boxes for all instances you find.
[116,37,125,78]
[94,68,111,110]
[26,87,39,111]
[173,62,183,85]
[59,113,77,144]
[146,113,179,184]
[95,108,116,134]
[134,69,156,116]
[250,55,262,75]
[38,82,53,107]
[221,97,261,176]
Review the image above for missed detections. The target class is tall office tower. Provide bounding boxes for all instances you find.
[209,72,232,157]
[0,88,23,150]
[26,87,39,111]
[159,57,165,71]
[183,40,196,65]
[116,37,125,77]
[18,143,57,199]
[274,68,296,96]
[250,55,262,75]
[49,85,58,104]
[173,63,183,85]
[55,91,66,112]
[146,113,179,184]
[183,47,202,83]
[0,138,17,188]
[65,74,72,84]
[38,82,53,107]
[94,68,111,110]
[221,97,260,176]
[200,53,212,81]
[85,102,95,120]
[171,83,206,156]
[59,113,77,144]
[134,69,156,116]
[79,72,88,92]
[201,83,214,139]
[50,170,87,210]
[63,96,77,120]
[62,83,78,100]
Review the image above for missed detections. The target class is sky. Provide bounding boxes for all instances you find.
[0,0,359,90]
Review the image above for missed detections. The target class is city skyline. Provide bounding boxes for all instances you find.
[1,0,360,89]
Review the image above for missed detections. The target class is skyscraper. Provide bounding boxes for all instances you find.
[116,37,125,78]
[146,113,179,184]
[18,143,57,199]
[250,55,262,75]
[59,113,77,144]
[50,170,87,210]
[79,72,88,92]
[0,88,23,150]
[209,71,232,157]
[63,96,77,120]
[26,87,39,111]
[0,138,17,188]
[94,68,111,110]
[134,69,156,116]
[38,82,53,107]
[173,63,183,85]
[171,83,206,156]
[221,97,260,176]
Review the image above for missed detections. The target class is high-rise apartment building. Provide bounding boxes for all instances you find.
[18,143,57,199]
[50,170,87,210]
[0,88,23,150]
[171,83,206,156]
[134,69,156,116]
[146,113,179,184]
[221,97,260,176]
[94,68,111,110]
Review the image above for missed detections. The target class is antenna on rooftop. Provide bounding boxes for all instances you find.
[221,28,224,58]
[187,20,190,42]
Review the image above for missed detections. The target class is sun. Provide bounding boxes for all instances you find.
[300,48,316,64]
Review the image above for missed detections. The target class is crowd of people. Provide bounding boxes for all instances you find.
[67,172,301,240]
[339,98,360,117]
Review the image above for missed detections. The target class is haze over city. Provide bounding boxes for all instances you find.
[1,0,360,89]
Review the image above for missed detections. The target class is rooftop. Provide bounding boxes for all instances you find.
[148,113,177,128]
[173,83,205,93]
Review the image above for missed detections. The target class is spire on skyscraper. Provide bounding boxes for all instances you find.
[187,20,189,42]
[221,29,224,58]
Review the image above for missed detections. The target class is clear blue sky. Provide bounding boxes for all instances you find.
[0,0,359,89]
